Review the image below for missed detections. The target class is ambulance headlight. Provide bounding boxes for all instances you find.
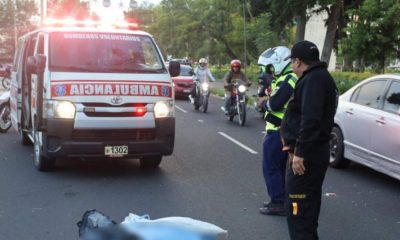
[154,101,173,118]
[45,100,76,119]
[238,85,246,93]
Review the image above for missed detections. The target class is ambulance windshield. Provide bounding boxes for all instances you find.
[49,32,166,73]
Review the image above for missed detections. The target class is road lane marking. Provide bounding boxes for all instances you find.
[175,105,187,113]
[218,132,258,154]
[198,119,204,123]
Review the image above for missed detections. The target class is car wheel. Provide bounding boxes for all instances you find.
[140,156,162,169]
[329,126,349,168]
[34,130,55,171]
[0,103,11,133]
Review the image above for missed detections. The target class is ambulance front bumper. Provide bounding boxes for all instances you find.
[41,117,175,158]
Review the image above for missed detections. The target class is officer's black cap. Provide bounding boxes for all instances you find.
[284,40,320,62]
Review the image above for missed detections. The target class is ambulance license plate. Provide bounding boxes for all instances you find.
[105,146,128,157]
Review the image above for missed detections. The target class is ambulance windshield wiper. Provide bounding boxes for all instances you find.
[112,68,166,73]
[52,65,98,72]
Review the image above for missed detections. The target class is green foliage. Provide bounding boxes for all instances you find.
[210,64,259,82]
[0,0,38,58]
[343,0,400,73]
[331,71,376,93]
[247,13,281,54]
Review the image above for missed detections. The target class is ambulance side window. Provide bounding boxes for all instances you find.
[141,40,161,68]
[13,40,23,70]
[23,34,38,83]
[36,34,45,55]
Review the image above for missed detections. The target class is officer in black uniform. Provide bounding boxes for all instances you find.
[280,41,338,240]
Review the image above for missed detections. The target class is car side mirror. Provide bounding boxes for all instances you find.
[27,54,46,74]
[168,60,180,77]
[189,70,194,76]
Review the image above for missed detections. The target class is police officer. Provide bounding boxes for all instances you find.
[280,41,338,239]
[258,46,297,216]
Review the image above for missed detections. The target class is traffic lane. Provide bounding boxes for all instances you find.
[320,163,400,240]
[0,130,184,240]
[173,98,289,239]
[175,95,266,152]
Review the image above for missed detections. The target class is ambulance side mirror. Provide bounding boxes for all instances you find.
[168,60,180,77]
[27,54,46,74]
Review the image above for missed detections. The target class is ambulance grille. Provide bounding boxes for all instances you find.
[82,103,147,107]
[72,129,156,141]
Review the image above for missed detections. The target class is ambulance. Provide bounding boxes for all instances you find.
[10,19,180,171]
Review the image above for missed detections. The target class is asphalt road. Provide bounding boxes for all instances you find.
[0,95,399,240]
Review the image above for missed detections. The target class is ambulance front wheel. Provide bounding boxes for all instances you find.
[34,130,55,171]
[140,155,162,169]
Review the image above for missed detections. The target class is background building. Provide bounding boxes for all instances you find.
[305,10,337,71]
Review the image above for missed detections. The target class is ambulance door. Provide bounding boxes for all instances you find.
[21,34,38,131]
[30,33,45,129]
[10,39,25,130]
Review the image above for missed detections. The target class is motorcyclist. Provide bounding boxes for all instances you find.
[221,59,251,114]
[255,64,274,112]
[189,58,215,104]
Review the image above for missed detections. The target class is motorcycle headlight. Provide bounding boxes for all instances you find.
[44,100,76,119]
[238,85,246,93]
[201,82,209,91]
[154,101,174,118]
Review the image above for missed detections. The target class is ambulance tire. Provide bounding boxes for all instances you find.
[20,130,32,146]
[20,115,32,145]
[34,130,55,171]
[140,156,162,169]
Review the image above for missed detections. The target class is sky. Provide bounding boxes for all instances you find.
[89,0,162,22]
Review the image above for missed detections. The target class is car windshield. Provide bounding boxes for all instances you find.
[49,32,166,73]
[180,66,192,76]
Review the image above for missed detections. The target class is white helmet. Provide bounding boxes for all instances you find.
[199,58,208,64]
[257,46,291,76]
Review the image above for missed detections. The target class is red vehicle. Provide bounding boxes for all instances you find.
[0,64,10,77]
[172,65,195,98]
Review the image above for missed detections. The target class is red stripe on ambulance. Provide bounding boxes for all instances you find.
[51,83,172,97]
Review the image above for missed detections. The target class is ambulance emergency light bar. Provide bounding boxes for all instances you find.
[43,18,139,30]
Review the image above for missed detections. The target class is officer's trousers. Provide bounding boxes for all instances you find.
[262,130,287,203]
[286,142,330,240]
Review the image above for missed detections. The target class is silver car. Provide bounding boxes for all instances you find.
[330,74,400,180]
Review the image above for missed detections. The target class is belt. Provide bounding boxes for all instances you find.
[266,129,278,134]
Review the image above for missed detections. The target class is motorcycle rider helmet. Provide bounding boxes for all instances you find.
[257,46,291,76]
[199,58,208,69]
[230,59,241,72]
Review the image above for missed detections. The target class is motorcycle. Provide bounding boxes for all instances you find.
[253,85,272,117]
[0,91,11,133]
[253,72,273,117]
[1,66,11,90]
[192,79,210,113]
[224,83,248,126]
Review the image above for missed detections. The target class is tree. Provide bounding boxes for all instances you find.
[0,0,38,59]
[343,0,400,73]
[47,0,91,19]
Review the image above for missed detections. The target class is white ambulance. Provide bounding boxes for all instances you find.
[10,21,180,171]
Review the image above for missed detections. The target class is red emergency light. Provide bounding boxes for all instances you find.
[43,18,139,30]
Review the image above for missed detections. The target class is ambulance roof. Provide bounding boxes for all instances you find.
[20,27,152,39]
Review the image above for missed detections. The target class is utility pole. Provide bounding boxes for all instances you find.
[243,0,247,72]
[39,0,47,27]
[13,0,18,50]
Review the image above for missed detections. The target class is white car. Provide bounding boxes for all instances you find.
[330,74,400,180]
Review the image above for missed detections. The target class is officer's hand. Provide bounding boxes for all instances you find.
[292,155,305,175]
[258,97,267,107]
